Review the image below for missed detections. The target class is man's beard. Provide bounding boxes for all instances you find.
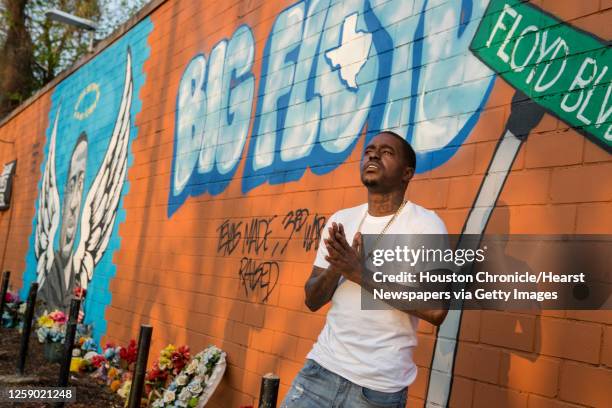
[361,173,378,187]
[361,173,383,190]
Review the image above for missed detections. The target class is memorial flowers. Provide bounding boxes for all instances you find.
[81,338,140,401]
[145,344,191,404]
[119,339,138,369]
[36,310,67,343]
[150,345,225,408]
[1,291,23,328]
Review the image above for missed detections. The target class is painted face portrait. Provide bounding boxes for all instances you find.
[33,50,134,310]
[59,134,88,259]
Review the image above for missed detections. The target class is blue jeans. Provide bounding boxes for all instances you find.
[280,359,408,408]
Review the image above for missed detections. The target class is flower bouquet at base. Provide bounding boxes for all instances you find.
[70,325,100,372]
[1,291,24,329]
[36,310,67,363]
[145,344,191,405]
[85,339,141,404]
[150,345,226,408]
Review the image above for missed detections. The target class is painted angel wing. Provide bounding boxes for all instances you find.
[35,110,61,287]
[72,50,133,290]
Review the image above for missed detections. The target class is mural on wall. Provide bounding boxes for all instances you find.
[0,160,17,210]
[164,0,609,404]
[428,0,611,406]
[34,52,133,312]
[5,0,606,404]
[21,19,153,343]
[168,0,496,215]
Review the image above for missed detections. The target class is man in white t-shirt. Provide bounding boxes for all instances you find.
[281,131,448,408]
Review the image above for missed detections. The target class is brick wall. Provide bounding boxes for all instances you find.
[0,0,610,406]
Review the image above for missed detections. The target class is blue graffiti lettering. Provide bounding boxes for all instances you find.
[169,0,494,215]
[169,25,255,215]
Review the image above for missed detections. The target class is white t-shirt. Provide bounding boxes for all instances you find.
[307,201,448,392]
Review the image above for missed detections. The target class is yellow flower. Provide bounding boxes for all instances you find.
[161,344,176,359]
[37,315,54,328]
[70,357,83,373]
[117,380,131,399]
[158,356,171,370]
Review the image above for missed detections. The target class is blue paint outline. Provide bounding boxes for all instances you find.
[171,0,494,208]
[168,25,256,217]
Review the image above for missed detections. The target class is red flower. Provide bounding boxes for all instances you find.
[91,355,107,368]
[127,339,138,362]
[119,339,138,365]
[73,287,86,299]
[178,345,190,357]
[145,362,168,382]
[170,345,190,374]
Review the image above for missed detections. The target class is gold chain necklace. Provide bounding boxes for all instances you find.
[357,200,407,260]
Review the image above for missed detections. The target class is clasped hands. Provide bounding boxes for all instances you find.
[324,222,365,285]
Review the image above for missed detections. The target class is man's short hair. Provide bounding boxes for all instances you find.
[378,130,416,169]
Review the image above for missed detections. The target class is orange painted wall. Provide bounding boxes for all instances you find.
[0,0,610,407]
[0,93,49,282]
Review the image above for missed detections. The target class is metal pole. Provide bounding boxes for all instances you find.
[17,282,38,375]
[258,373,280,408]
[127,324,153,408]
[54,321,77,408]
[68,298,81,323]
[0,270,10,326]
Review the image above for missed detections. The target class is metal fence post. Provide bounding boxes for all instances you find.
[127,324,153,408]
[0,271,10,326]
[17,282,38,375]
[258,373,280,408]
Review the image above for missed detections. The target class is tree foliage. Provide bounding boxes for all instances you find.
[0,0,148,118]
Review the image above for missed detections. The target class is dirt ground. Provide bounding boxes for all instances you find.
[0,328,125,407]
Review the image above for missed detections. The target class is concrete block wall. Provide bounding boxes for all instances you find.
[0,0,610,406]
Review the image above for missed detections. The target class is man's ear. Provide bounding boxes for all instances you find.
[403,167,415,184]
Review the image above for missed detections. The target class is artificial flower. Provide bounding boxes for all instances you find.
[48,310,67,324]
[158,356,171,370]
[110,379,122,392]
[162,389,176,403]
[4,292,18,303]
[73,286,86,299]
[82,338,98,352]
[151,399,164,408]
[186,382,203,395]
[178,387,192,402]
[37,315,54,328]
[36,327,49,343]
[108,367,118,380]
[176,374,189,386]
[119,339,137,365]
[90,354,107,368]
[117,380,131,399]
[185,359,198,375]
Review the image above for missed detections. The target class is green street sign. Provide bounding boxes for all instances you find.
[470,0,611,152]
